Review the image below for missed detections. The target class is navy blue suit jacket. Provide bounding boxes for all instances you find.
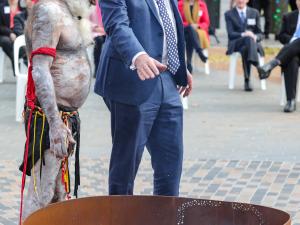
[94,0,187,105]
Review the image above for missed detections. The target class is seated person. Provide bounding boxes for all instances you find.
[0,0,22,73]
[225,0,264,92]
[13,0,35,66]
[258,0,300,112]
[13,0,35,37]
[178,0,208,73]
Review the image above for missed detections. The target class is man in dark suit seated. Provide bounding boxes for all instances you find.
[258,0,300,112]
[225,0,264,92]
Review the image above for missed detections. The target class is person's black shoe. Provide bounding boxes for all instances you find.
[265,33,269,39]
[244,80,253,92]
[284,100,296,113]
[257,59,280,79]
[197,49,208,63]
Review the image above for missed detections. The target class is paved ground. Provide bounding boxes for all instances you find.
[1,52,300,225]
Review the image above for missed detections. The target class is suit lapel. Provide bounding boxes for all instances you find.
[233,8,241,24]
[145,0,162,26]
[292,11,299,32]
[169,0,182,28]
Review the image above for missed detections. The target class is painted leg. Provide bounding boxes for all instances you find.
[22,150,62,221]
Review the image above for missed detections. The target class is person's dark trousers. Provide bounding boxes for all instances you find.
[93,35,105,77]
[0,35,14,70]
[106,72,183,196]
[276,39,300,66]
[234,37,259,80]
[184,25,203,73]
[282,56,299,101]
[252,0,271,36]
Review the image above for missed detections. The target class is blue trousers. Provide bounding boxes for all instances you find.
[106,72,183,196]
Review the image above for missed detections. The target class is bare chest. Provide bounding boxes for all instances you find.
[57,17,84,51]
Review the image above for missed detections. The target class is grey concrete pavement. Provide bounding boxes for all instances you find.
[0,57,300,163]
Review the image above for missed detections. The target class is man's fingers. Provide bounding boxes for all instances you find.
[137,68,148,80]
[148,60,160,75]
[143,64,155,78]
[183,87,191,97]
[68,133,76,145]
[60,138,69,158]
[179,86,186,95]
[137,71,146,81]
[153,59,167,73]
[53,143,64,159]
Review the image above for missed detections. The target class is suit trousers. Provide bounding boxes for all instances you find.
[233,37,259,80]
[105,71,183,196]
[0,35,13,68]
[276,38,300,67]
[184,25,202,73]
[282,56,299,101]
[252,0,271,35]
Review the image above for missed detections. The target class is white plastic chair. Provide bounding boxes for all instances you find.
[280,72,300,106]
[0,48,5,83]
[14,35,28,122]
[192,48,210,75]
[228,52,266,90]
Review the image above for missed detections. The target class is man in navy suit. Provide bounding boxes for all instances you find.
[95,0,192,196]
[225,0,263,92]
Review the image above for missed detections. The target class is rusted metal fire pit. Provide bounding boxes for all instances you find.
[24,196,291,225]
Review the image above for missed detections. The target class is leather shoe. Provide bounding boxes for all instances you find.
[244,81,253,92]
[197,49,208,63]
[284,100,296,113]
[257,59,280,79]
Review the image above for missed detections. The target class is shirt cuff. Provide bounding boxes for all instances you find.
[130,51,147,70]
[290,37,297,43]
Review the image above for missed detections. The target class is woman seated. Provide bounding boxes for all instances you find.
[178,0,210,73]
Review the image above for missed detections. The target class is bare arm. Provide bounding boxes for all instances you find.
[30,3,74,158]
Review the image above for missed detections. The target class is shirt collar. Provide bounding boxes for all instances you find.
[236,6,247,15]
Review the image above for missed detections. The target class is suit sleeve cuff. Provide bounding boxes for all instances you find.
[130,51,147,70]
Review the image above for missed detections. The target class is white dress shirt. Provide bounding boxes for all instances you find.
[236,6,247,20]
[290,11,300,43]
[131,0,178,69]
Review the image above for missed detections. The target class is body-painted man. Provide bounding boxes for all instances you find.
[19,0,96,221]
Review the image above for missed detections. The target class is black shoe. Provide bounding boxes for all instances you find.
[265,33,269,39]
[244,81,253,92]
[284,100,296,113]
[197,49,208,63]
[257,59,280,79]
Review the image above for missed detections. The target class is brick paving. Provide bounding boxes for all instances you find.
[1,157,300,225]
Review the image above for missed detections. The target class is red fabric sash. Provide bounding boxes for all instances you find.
[20,47,56,225]
[26,47,56,109]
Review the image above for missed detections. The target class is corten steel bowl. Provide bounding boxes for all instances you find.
[24,196,291,225]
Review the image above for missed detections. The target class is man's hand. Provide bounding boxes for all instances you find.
[242,31,257,42]
[191,23,198,30]
[10,33,16,42]
[135,54,167,81]
[179,71,193,97]
[49,120,76,159]
[93,25,105,34]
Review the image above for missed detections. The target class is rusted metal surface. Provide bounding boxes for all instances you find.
[24,196,291,225]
